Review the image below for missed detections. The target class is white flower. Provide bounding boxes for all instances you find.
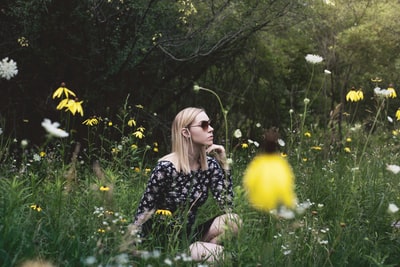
[164,258,173,266]
[388,116,393,123]
[324,69,331,74]
[386,164,400,174]
[278,138,285,147]
[33,154,41,162]
[233,129,242,138]
[289,109,294,114]
[256,123,261,128]
[41,118,69,138]
[21,139,28,148]
[305,54,323,64]
[304,98,310,105]
[0,57,18,80]
[388,203,399,213]
[374,87,390,97]
[83,256,97,265]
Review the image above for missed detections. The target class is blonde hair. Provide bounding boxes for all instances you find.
[160,107,208,174]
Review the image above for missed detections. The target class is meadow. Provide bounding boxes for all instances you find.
[2,57,400,267]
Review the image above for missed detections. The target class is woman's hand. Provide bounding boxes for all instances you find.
[206,144,229,170]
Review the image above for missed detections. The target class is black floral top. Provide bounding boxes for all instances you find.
[134,156,233,231]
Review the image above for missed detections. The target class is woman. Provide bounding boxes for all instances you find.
[130,107,241,262]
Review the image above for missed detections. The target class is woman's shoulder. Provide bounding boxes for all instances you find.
[157,153,178,169]
[206,156,221,168]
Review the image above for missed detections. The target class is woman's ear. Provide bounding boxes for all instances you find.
[181,128,191,138]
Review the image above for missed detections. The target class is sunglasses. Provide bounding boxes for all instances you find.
[189,120,211,130]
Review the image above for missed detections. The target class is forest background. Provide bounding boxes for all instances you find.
[3,0,400,152]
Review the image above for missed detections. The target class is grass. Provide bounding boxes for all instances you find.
[2,107,400,267]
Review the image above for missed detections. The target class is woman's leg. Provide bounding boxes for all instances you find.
[189,241,224,262]
[201,213,241,244]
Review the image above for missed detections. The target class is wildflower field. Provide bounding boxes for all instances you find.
[2,74,400,267]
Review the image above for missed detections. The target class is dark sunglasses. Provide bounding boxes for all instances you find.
[189,120,211,130]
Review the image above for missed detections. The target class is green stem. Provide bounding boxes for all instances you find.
[358,99,384,166]
[198,87,229,155]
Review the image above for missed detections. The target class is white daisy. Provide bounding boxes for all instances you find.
[41,118,69,138]
[0,57,18,80]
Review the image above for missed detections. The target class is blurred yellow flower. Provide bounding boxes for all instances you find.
[311,146,322,150]
[346,137,352,142]
[137,126,145,132]
[302,158,308,162]
[135,104,144,109]
[346,87,363,102]
[128,119,136,127]
[108,121,113,127]
[98,228,106,233]
[243,154,296,212]
[388,84,397,98]
[153,147,159,152]
[241,143,249,149]
[82,117,99,126]
[40,151,46,157]
[52,82,76,99]
[131,144,138,149]
[133,131,145,139]
[134,167,140,172]
[155,209,172,216]
[100,186,110,191]
[357,89,364,100]
[30,204,42,212]
[344,147,351,153]
[396,108,400,121]
[58,99,84,116]
[304,132,311,137]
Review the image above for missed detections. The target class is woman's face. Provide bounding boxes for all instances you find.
[188,111,214,146]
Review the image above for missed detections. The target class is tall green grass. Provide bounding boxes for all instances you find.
[2,115,400,266]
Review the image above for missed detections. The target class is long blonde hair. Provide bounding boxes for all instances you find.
[160,107,208,174]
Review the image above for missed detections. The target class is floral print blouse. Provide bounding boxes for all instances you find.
[134,156,233,230]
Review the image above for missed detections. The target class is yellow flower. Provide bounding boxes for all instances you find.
[52,83,76,99]
[346,137,352,142]
[304,132,311,138]
[128,119,136,127]
[357,89,364,100]
[82,117,100,126]
[68,99,84,116]
[135,104,144,109]
[137,126,145,132]
[243,154,296,212]
[153,147,159,152]
[40,151,46,157]
[371,77,382,83]
[131,144,138,150]
[388,85,397,98]
[100,186,110,191]
[56,98,69,110]
[108,121,113,127]
[396,109,400,121]
[145,168,151,173]
[346,87,362,102]
[311,146,322,150]
[241,143,249,149]
[344,147,351,153]
[281,152,287,157]
[111,148,119,154]
[134,167,140,172]
[98,228,106,233]
[302,158,308,162]
[155,209,172,216]
[30,204,42,212]
[133,131,145,139]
